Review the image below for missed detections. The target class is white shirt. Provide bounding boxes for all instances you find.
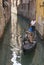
[31,20,36,26]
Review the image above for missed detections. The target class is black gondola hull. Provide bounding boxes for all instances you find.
[22,39,37,53]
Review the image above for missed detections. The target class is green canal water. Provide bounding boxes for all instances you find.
[0,15,44,65]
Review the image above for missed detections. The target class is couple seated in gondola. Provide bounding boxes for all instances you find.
[24,20,36,44]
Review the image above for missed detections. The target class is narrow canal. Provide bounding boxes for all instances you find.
[0,14,44,65]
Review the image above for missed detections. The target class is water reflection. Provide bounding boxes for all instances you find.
[11,51,21,65]
[15,14,36,65]
[12,50,35,65]
[0,20,13,65]
[21,51,35,65]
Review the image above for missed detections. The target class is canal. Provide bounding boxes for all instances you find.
[0,14,44,65]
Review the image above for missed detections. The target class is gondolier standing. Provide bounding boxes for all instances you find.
[22,19,37,53]
[30,19,36,32]
[27,19,36,43]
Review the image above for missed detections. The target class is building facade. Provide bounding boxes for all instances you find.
[0,0,11,39]
[17,0,36,20]
[36,0,44,38]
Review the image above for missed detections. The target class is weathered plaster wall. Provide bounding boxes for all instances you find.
[0,0,11,39]
[17,0,36,20]
[0,5,5,38]
[3,0,11,24]
[36,0,44,22]
[36,0,44,38]
[29,0,36,20]
[0,0,2,4]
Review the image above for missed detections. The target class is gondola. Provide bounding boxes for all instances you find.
[22,30,37,53]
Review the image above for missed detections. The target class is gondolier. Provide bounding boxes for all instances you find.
[22,20,37,53]
[30,19,36,32]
